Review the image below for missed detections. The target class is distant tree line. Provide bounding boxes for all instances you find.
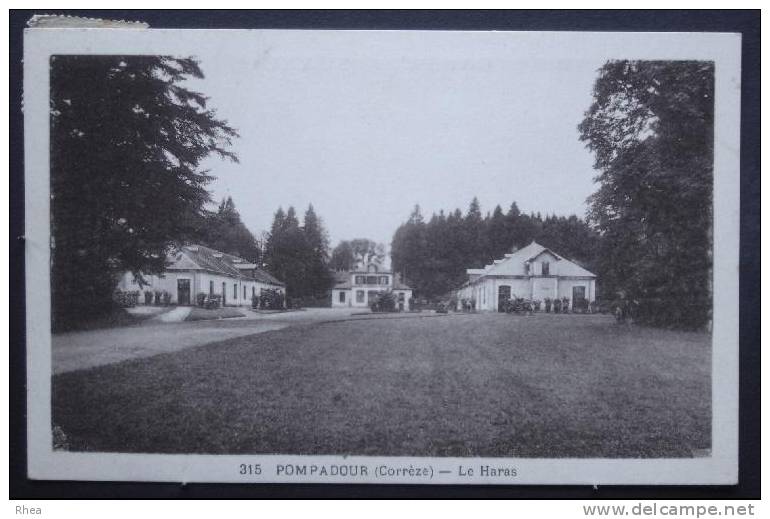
[390,198,598,299]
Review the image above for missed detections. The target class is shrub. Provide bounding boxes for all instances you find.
[544,297,552,313]
[370,291,396,313]
[162,291,172,305]
[532,299,542,312]
[553,298,562,313]
[206,294,222,309]
[144,291,153,305]
[196,292,207,307]
[154,291,162,306]
[112,289,139,308]
[562,297,570,314]
[259,289,285,310]
[251,295,259,309]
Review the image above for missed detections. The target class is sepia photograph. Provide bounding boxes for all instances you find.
[20,24,743,485]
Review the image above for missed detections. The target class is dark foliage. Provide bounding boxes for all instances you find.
[579,61,714,330]
[50,55,237,330]
[200,197,260,263]
[259,288,285,310]
[329,241,356,271]
[263,205,333,300]
[370,291,397,312]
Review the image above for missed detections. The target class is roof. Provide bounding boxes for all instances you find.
[167,244,285,286]
[332,270,352,289]
[464,241,595,282]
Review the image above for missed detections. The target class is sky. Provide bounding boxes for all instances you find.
[189,32,605,249]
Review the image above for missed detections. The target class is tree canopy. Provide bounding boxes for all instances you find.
[263,205,333,302]
[50,55,238,329]
[579,60,714,329]
[329,241,356,271]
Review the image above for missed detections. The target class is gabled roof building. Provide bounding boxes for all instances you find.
[117,244,285,307]
[456,241,596,312]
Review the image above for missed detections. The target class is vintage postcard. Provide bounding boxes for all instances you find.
[23,26,741,484]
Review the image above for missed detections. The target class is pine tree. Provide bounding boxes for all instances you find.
[302,205,333,298]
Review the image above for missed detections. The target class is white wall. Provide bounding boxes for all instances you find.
[456,276,596,311]
[332,289,350,307]
[119,270,285,306]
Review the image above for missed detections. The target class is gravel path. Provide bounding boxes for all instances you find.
[154,306,192,322]
[52,307,432,374]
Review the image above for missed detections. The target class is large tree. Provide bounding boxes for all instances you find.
[264,205,333,301]
[579,60,714,329]
[50,55,237,329]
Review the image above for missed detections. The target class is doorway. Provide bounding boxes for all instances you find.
[177,279,191,305]
[572,285,586,310]
[498,285,511,312]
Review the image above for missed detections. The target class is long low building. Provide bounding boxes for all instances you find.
[117,244,286,307]
[456,241,596,312]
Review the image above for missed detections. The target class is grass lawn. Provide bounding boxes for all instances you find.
[184,306,245,321]
[54,307,169,333]
[52,313,711,457]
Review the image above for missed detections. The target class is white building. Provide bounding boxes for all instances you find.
[117,244,285,307]
[331,264,413,311]
[456,241,596,312]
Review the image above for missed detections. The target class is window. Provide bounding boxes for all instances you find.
[339,291,346,303]
[209,280,214,295]
[366,276,378,285]
[355,275,365,285]
[233,283,237,298]
[380,276,389,285]
[252,286,256,297]
[244,285,247,299]
[542,262,550,276]
[356,290,365,303]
